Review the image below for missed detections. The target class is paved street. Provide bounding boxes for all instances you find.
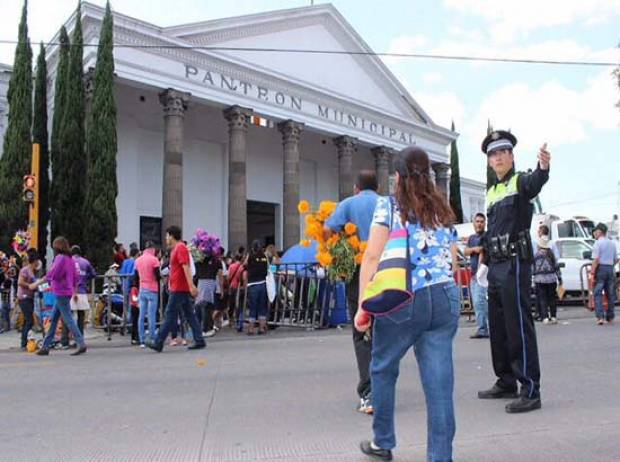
[1,306,619,462]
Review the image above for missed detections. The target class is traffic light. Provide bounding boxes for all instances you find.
[23,174,36,203]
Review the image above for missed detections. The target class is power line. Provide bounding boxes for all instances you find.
[0,39,617,67]
[545,191,617,209]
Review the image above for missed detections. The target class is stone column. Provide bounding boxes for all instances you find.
[432,162,451,198]
[224,105,253,253]
[372,146,391,196]
[279,120,303,250]
[334,135,357,200]
[159,88,190,235]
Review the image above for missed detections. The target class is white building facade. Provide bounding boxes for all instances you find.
[460,177,486,222]
[2,3,457,251]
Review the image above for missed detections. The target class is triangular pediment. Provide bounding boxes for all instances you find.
[163,5,430,124]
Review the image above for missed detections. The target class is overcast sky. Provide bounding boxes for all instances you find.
[0,0,619,222]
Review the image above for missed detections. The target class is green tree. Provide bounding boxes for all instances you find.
[0,0,32,249]
[50,27,70,241]
[55,2,87,246]
[33,43,50,264]
[485,120,495,189]
[83,1,118,272]
[449,121,464,223]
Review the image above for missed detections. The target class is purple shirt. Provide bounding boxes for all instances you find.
[46,254,79,297]
[17,266,35,300]
[73,255,96,294]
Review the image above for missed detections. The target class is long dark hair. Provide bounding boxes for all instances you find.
[393,146,455,229]
[52,236,71,256]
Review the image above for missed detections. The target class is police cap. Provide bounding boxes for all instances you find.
[481,130,517,155]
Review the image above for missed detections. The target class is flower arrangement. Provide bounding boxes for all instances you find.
[188,229,221,263]
[299,200,367,282]
[11,230,30,257]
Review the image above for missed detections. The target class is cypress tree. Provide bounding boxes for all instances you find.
[50,27,70,241]
[56,2,86,246]
[0,0,32,249]
[485,120,495,189]
[83,1,117,272]
[449,121,464,223]
[33,43,50,264]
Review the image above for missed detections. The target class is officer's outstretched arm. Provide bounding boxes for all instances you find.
[517,166,549,200]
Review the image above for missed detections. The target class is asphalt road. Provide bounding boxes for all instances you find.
[1,309,619,462]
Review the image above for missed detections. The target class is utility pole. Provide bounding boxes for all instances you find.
[28,143,40,250]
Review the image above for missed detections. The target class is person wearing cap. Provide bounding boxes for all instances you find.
[465,212,490,338]
[591,223,617,325]
[477,130,550,414]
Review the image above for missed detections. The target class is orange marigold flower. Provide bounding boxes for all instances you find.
[305,223,323,240]
[327,234,339,247]
[354,253,364,265]
[359,241,368,253]
[316,251,333,267]
[297,200,311,214]
[304,214,317,227]
[319,201,337,216]
[344,222,357,236]
[347,235,360,250]
[300,239,311,247]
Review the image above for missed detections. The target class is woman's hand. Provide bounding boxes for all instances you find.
[354,308,371,332]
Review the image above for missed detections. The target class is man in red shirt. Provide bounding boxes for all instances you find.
[146,226,205,352]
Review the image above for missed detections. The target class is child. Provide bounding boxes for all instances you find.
[130,276,140,345]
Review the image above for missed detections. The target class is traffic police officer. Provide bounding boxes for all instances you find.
[477,130,550,414]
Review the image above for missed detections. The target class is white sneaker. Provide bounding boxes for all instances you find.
[542,318,550,325]
[205,329,217,338]
[550,317,558,324]
[140,344,146,348]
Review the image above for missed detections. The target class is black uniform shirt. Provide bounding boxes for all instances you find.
[486,167,549,241]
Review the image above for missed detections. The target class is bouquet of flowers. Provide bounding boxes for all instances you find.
[188,229,221,263]
[298,200,367,282]
[11,230,31,257]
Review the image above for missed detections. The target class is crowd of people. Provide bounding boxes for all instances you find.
[0,226,285,354]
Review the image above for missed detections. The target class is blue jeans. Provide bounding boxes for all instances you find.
[42,296,85,349]
[0,295,10,331]
[138,289,159,344]
[371,282,459,461]
[470,279,489,335]
[155,292,204,347]
[594,265,616,320]
[247,282,268,322]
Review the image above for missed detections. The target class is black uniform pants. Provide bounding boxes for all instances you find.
[347,269,372,399]
[488,257,541,398]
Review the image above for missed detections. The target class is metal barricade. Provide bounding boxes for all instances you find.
[235,263,337,330]
[90,273,136,341]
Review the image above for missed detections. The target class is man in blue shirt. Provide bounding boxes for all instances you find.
[465,213,489,339]
[591,223,618,324]
[325,170,380,415]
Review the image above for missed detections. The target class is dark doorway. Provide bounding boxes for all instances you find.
[247,200,276,248]
[139,216,162,250]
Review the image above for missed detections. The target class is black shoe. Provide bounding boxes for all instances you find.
[470,331,489,339]
[360,440,393,461]
[145,339,163,353]
[36,348,50,356]
[505,395,542,414]
[187,342,206,350]
[478,384,518,399]
[70,346,87,356]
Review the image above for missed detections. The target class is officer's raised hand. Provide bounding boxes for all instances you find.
[538,143,550,170]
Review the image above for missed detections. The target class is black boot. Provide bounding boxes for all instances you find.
[478,383,518,399]
[505,395,542,414]
[359,440,393,461]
